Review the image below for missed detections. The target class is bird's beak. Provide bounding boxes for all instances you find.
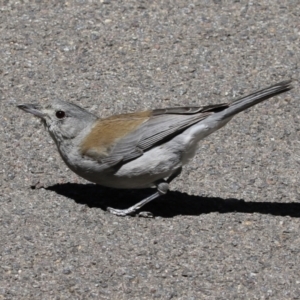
[17,104,46,119]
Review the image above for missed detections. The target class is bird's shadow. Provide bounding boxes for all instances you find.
[45,183,300,218]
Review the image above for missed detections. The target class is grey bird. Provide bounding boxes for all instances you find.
[17,80,293,216]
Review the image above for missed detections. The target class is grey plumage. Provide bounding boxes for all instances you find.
[17,80,293,216]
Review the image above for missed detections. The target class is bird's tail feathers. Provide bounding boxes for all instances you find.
[221,80,293,119]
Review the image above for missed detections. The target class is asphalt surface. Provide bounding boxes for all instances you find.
[1,1,300,299]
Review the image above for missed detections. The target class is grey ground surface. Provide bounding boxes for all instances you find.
[1,0,300,299]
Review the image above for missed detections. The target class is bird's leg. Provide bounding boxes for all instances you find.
[107,167,182,216]
[106,186,165,217]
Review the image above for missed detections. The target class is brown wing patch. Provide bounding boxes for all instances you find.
[80,110,152,159]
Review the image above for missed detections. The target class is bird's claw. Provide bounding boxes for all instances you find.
[138,211,153,218]
[106,206,134,216]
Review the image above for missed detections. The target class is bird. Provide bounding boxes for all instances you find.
[17,80,293,216]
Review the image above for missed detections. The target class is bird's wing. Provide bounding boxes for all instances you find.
[80,80,292,169]
[89,104,228,168]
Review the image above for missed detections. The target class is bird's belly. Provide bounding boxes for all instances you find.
[62,144,182,189]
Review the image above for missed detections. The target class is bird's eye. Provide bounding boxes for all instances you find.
[56,110,66,119]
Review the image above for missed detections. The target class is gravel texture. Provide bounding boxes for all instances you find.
[1,0,300,299]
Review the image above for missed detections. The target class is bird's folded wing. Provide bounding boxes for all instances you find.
[100,104,228,167]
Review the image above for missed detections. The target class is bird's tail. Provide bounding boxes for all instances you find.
[221,80,293,119]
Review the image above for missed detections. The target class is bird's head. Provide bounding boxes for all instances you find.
[17,100,98,143]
